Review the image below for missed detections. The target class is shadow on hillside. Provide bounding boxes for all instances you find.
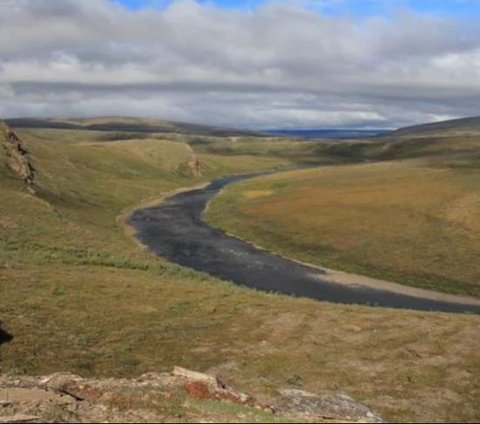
[0,322,13,346]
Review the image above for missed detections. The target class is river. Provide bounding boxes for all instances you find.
[129,173,480,314]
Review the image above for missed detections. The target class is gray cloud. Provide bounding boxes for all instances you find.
[0,0,479,128]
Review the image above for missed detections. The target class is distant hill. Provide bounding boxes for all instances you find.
[390,116,480,137]
[365,116,480,163]
[6,117,263,137]
[316,116,480,163]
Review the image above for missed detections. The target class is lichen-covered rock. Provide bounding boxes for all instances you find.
[276,389,384,423]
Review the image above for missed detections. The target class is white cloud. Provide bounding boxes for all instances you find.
[0,0,479,128]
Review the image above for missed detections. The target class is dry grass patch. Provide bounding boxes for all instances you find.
[242,190,274,199]
[1,264,480,422]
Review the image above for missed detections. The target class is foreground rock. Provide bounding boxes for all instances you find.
[0,367,383,423]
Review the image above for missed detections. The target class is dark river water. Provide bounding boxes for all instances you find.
[129,174,480,314]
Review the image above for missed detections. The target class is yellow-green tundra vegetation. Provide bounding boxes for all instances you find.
[206,156,480,297]
[1,121,480,422]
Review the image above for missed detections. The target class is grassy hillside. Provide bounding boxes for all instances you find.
[1,123,480,422]
[307,133,480,164]
[286,116,480,163]
[0,126,290,271]
[14,116,480,166]
[206,157,480,297]
[190,136,337,166]
[375,135,480,163]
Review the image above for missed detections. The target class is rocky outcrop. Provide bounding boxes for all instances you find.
[1,121,37,193]
[0,367,383,423]
[172,366,269,410]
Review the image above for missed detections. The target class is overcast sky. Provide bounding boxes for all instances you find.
[1,0,479,129]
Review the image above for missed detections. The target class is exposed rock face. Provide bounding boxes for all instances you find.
[0,367,383,423]
[0,121,37,193]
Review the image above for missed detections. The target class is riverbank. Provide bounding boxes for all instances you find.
[128,173,480,313]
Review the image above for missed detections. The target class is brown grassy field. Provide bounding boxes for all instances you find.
[206,158,480,297]
[2,262,480,422]
[1,125,480,421]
